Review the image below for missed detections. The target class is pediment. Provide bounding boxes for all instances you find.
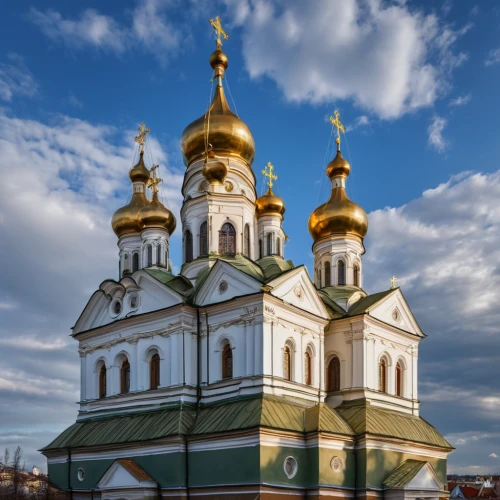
[97,459,156,490]
[406,463,442,491]
[73,270,184,334]
[367,289,423,337]
[194,260,263,306]
[267,266,328,318]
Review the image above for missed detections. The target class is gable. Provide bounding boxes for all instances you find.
[360,289,424,337]
[73,271,184,334]
[194,260,263,306]
[267,266,329,318]
[97,460,156,490]
[407,464,443,491]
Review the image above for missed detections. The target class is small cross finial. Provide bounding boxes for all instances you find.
[262,161,278,189]
[390,276,398,289]
[329,110,345,149]
[134,123,150,151]
[148,164,162,195]
[210,16,228,50]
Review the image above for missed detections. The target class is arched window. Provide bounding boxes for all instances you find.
[304,351,312,385]
[327,356,340,391]
[324,262,331,287]
[132,253,139,272]
[165,249,169,269]
[222,343,233,379]
[99,364,106,399]
[338,260,346,285]
[277,238,281,257]
[185,230,193,263]
[396,361,403,397]
[157,244,162,266]
[150,353,160,390]
[199,221,208,257]
[120,359,130,394]
[147,245,153,267]
[219,223,236,255]
[267,232,273,256]
[259,239,263,259]
[353,264,360,287]
[283,346,291,381]
[244,224,250,257]
[379,358,387,393]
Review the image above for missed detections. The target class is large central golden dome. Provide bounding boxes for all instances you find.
[180,49,255,168]
[308,149,368,242]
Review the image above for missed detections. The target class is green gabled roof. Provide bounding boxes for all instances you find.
[256,256,295,280]
[320,286,365,302]
[346,289,396,316]
[383,459,428,488]
[145,268,193,296]
[304,403,354,435]
[213,255,266,283]
[42,406,196,451]
[317,290,349,317]
[337,403,452,449]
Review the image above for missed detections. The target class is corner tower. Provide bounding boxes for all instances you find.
[308,111,368,289]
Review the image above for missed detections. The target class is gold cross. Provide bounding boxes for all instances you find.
[148,164,162,195]
[390,276,398,289]
[329,110,345,147]
[134,122,150,150]
[262,161,278,189]
[210,16,228,49]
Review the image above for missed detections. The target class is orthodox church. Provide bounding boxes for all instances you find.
[42,17,452,500]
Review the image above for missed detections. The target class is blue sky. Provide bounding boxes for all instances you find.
[1,0,500,474]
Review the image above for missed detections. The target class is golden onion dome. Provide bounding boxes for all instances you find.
[256,187,286,218]
[308,149,368,242]
[129,151,150,183]
[202,150,228,184]
[138,193,176,234]
[180,48,255,168]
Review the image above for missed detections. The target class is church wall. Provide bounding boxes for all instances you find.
[260,444,309,488]
[317,445,356,489]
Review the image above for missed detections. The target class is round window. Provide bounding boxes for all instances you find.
[331,456,343,472]
[77,468,85,481]
[219,281,228,294]
[130,295,139,309]
[283,456,298,479]
[392,308,400,322]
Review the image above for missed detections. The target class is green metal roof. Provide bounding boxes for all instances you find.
[346,289,396,316]
[320,286,365,302]
[256,256,295,280]
[337,403,452,449]
[145,269,193,296]
[383,459,428,488]
[304,403,354,435]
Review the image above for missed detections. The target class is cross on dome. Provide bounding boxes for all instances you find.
[148,164,162,195]
[134,123,151,150]
[329,110,345,148]
[210,16,228,49]
[262,161,278,189]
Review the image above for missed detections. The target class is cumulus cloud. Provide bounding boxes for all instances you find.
[490,453,499,458]
[0,109,183,469]
[449,93,471,106]
[224,0,471,118]
[427,115,447,151]
[485,48,500,67]
[28,0,183,64]
[0,53,38,102]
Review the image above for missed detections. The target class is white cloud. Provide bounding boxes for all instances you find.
[485,48,500,67]
[490,453,499,458]
[0,53,38,102]
[427,115,447,151]
[346,115,370,132]
[225,0,471,119]
[449,93,472,106]
[28,1,183,64]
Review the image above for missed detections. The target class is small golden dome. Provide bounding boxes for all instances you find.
[308,149,367,242]
[138,193,176,234]
[326,150,350,178]
[180,49,255,168]
[256,187,286,218]
[202,151,228,184]
[111,192,150,238]
[129,151,150,183]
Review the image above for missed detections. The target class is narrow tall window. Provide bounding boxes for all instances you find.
[267,232,273,256]
[305,351,312,385]
[150,353,160,389]
[324,262,331,286]
[353,264,360,287]
[259,239,263,259]
[199,221,208,257]
[283,346,291,381]
[244,224,250,257]
[185,230,193,263]
[338,260,346,285]
[277,238,281,257]
[219,223,236,255]
[327,356,340,391]
[222,344,233,379]
[396,361,403,397]
[379,358,387,393]
[157,245,162,266]
[165,249,169,269]
[99,365,106,399]
[121,359,130,394]
[147,245,153,267]
[132,253,139,272]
